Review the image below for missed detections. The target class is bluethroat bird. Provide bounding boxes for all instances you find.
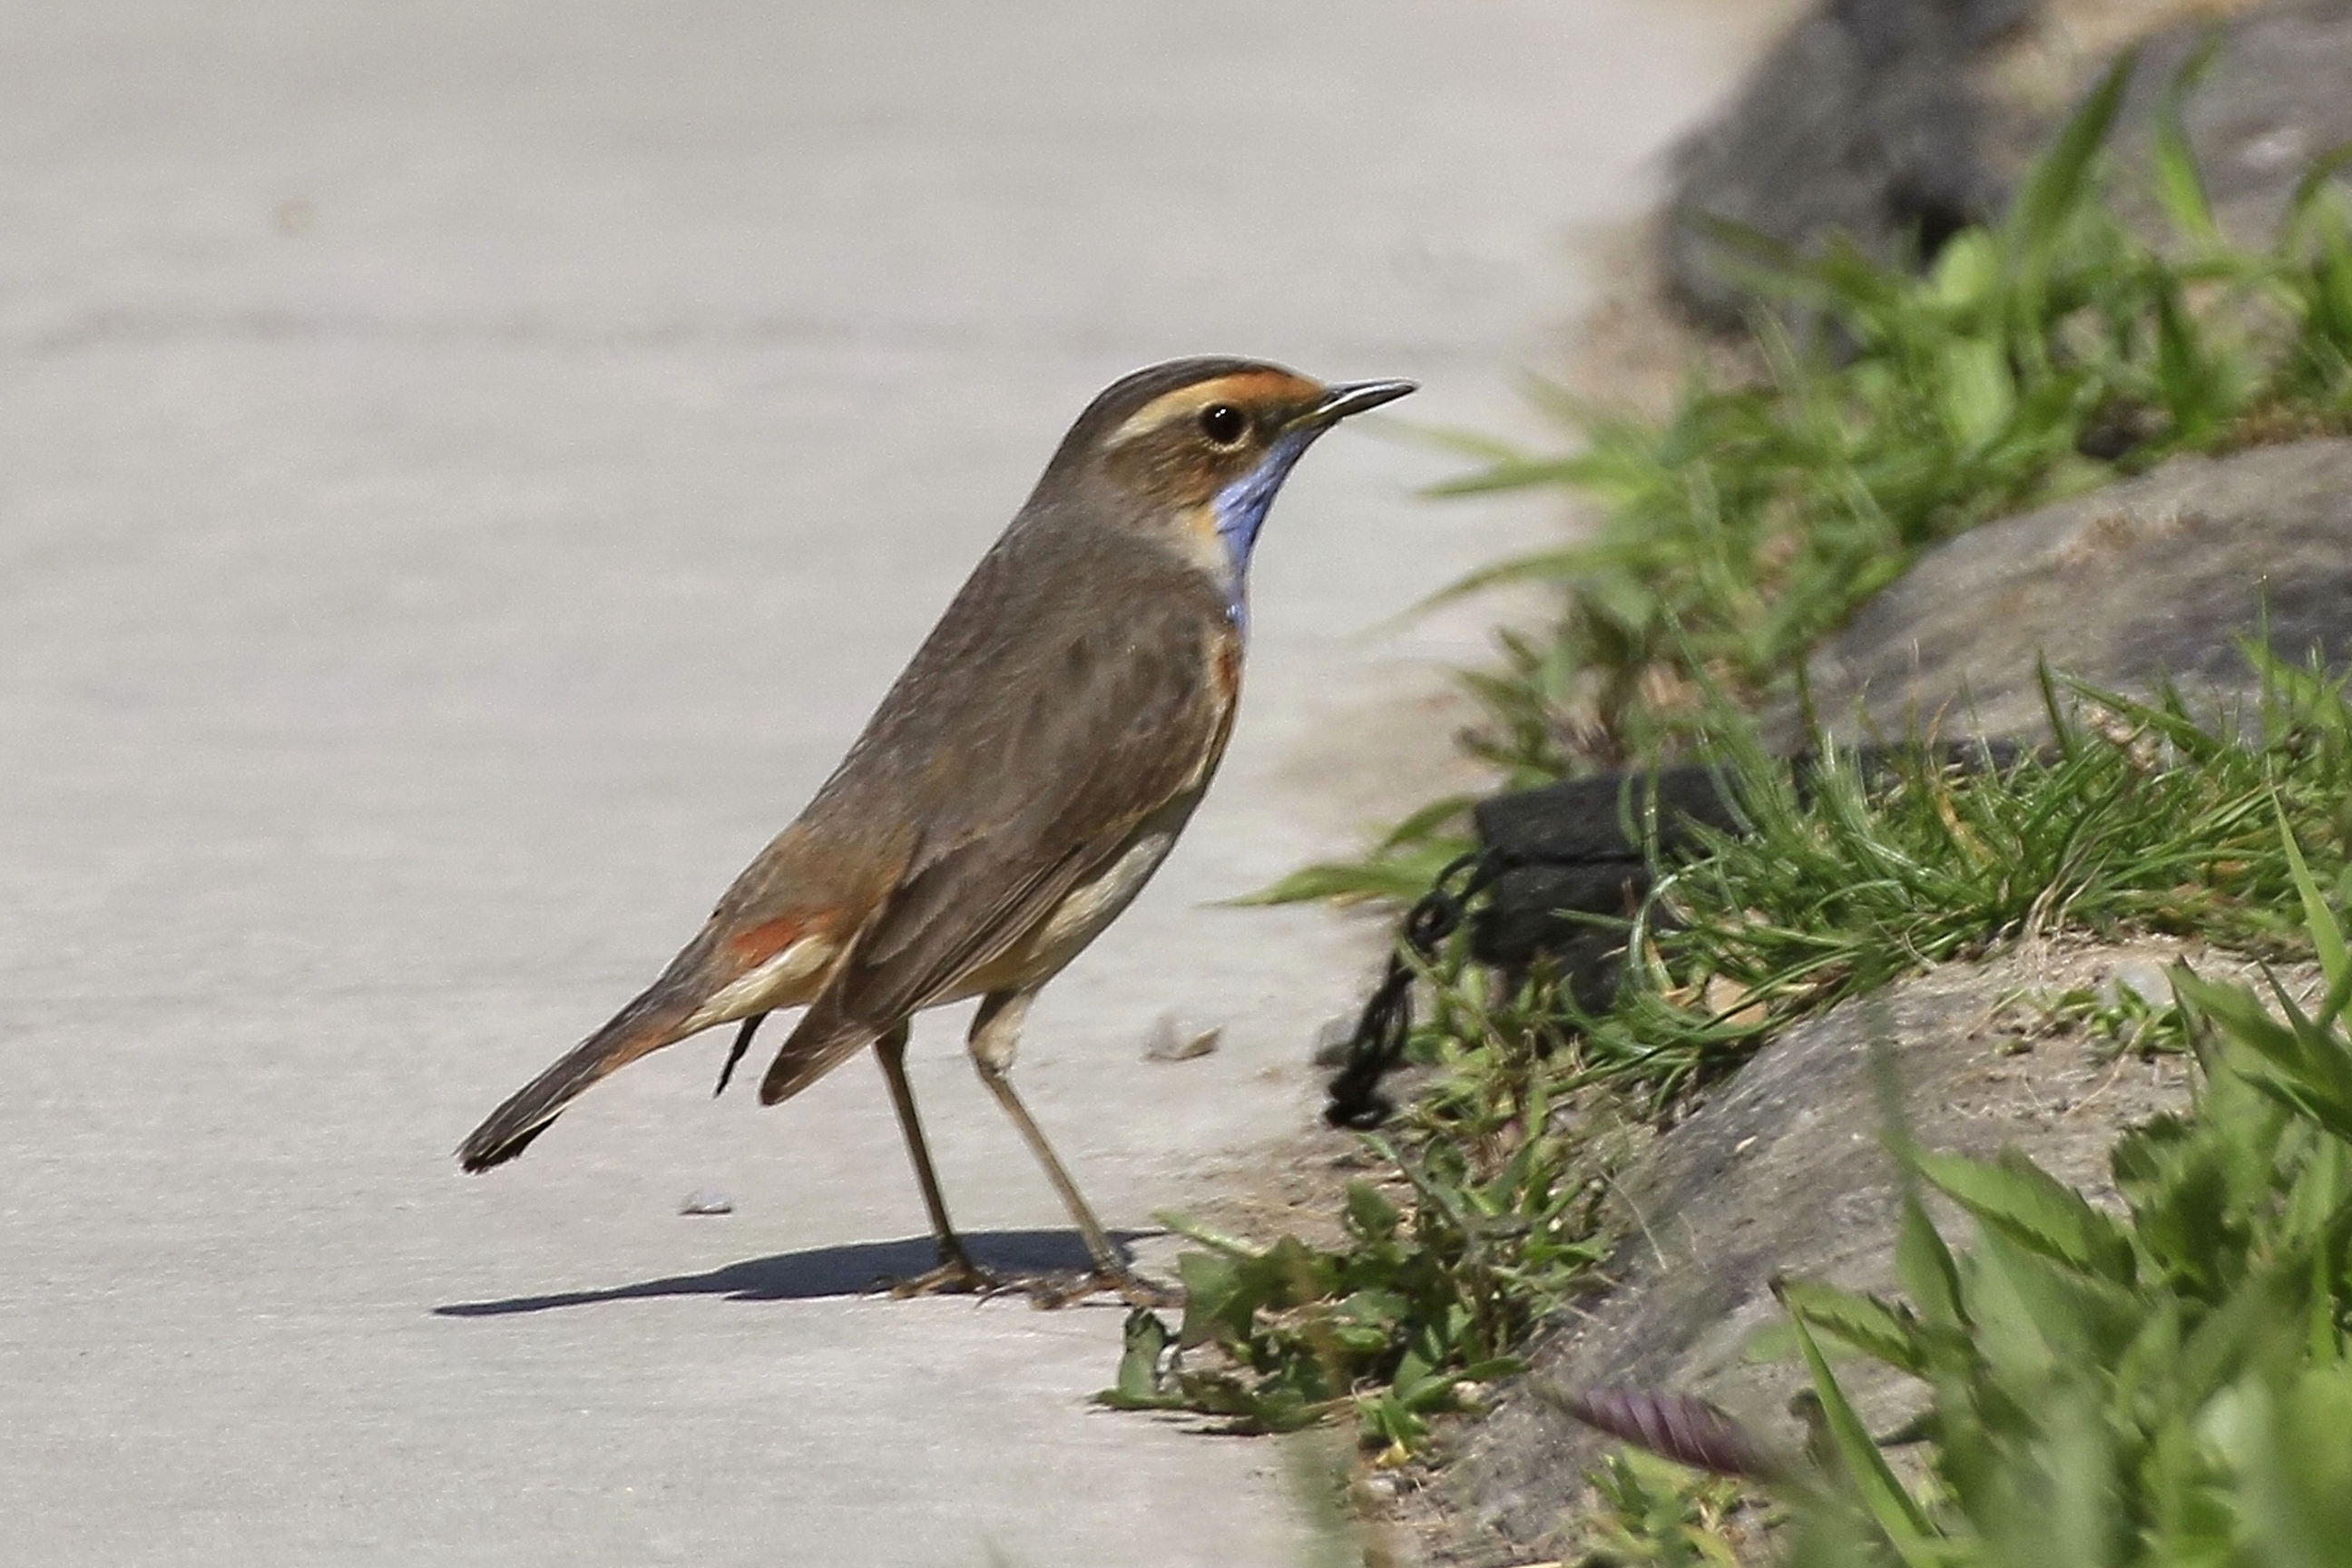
[457,358,1414,1307]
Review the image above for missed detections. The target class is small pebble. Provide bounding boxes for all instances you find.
[1309,1014,1355,1067]
[1143,1012,1221,1063]
[2241,125,2309,172]
[679,1189,734,1217]
[2102,959,2173,1011]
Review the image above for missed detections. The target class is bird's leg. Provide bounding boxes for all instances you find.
[967,991,1180,1310]
[872,1020,1001,1298]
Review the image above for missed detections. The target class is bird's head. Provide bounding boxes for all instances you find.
[1033,357,1415,612]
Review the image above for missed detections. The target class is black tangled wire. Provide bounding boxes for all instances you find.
[1320,849,1493,1131]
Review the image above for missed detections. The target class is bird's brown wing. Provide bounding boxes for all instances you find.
[756,568,1237,1102]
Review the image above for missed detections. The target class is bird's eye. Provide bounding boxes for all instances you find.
[1197,404,1249,447]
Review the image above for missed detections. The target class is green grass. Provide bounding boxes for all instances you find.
[1576,662,2352,1101]
[1256,47,2352,907]
[1106,657,2352,1455]
[1102,970,1609,1454]
[1099,45,2352,1559]
[1443,47,2352,777]
[1575,815,2352,1566]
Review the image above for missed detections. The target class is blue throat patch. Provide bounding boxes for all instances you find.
[1210,427,1318,626]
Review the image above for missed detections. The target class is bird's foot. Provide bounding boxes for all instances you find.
[988,1266,1182,1311]
[878,1259,1181,1310]
[1103,1267,1183,1311]
[881,1256,1007,1299]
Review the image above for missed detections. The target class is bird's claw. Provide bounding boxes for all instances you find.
[881,1257,1008,1299]
[879,1259,1181,1311]
[1101,1269,1183,1312]
[995,1267,1182,1311]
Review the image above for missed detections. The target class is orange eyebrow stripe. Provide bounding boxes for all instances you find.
[1109,371,1320,444]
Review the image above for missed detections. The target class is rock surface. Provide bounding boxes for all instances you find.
[1798,438,2352,740]
[2102,0,2352,250]
[1449,937,2285,1553]
[1666,0,2352,326]
[1421,7,2352,1556]
[1667,0,2034,327]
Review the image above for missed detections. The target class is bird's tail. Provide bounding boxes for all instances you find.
[457,986,700,1171]
[759,1001,881,1108]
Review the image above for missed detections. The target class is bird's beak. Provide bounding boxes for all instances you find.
[1295,377,1417,430]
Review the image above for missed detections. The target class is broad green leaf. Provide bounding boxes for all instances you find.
[2278,800,2352,1005]
[1915,1146,2137,1285]
[1779,1278,1930,1376]
[2175,1255,2304,1410]
[1109,1307,1174,1403]
[1344,1181,1401,1245]
[1783,1307,1941,1559]
[1895,1190,1966,1331]
[1970,1224,2141,1374]
[1929,228,2000,310]
[1176,1250,1251,1348]
[2176,969,2310,1073]
[1937,335,2015,449]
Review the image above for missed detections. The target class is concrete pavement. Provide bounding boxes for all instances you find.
[0,5,1780,1563]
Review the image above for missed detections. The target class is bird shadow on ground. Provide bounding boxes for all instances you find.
[433,1228,1155,1316]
